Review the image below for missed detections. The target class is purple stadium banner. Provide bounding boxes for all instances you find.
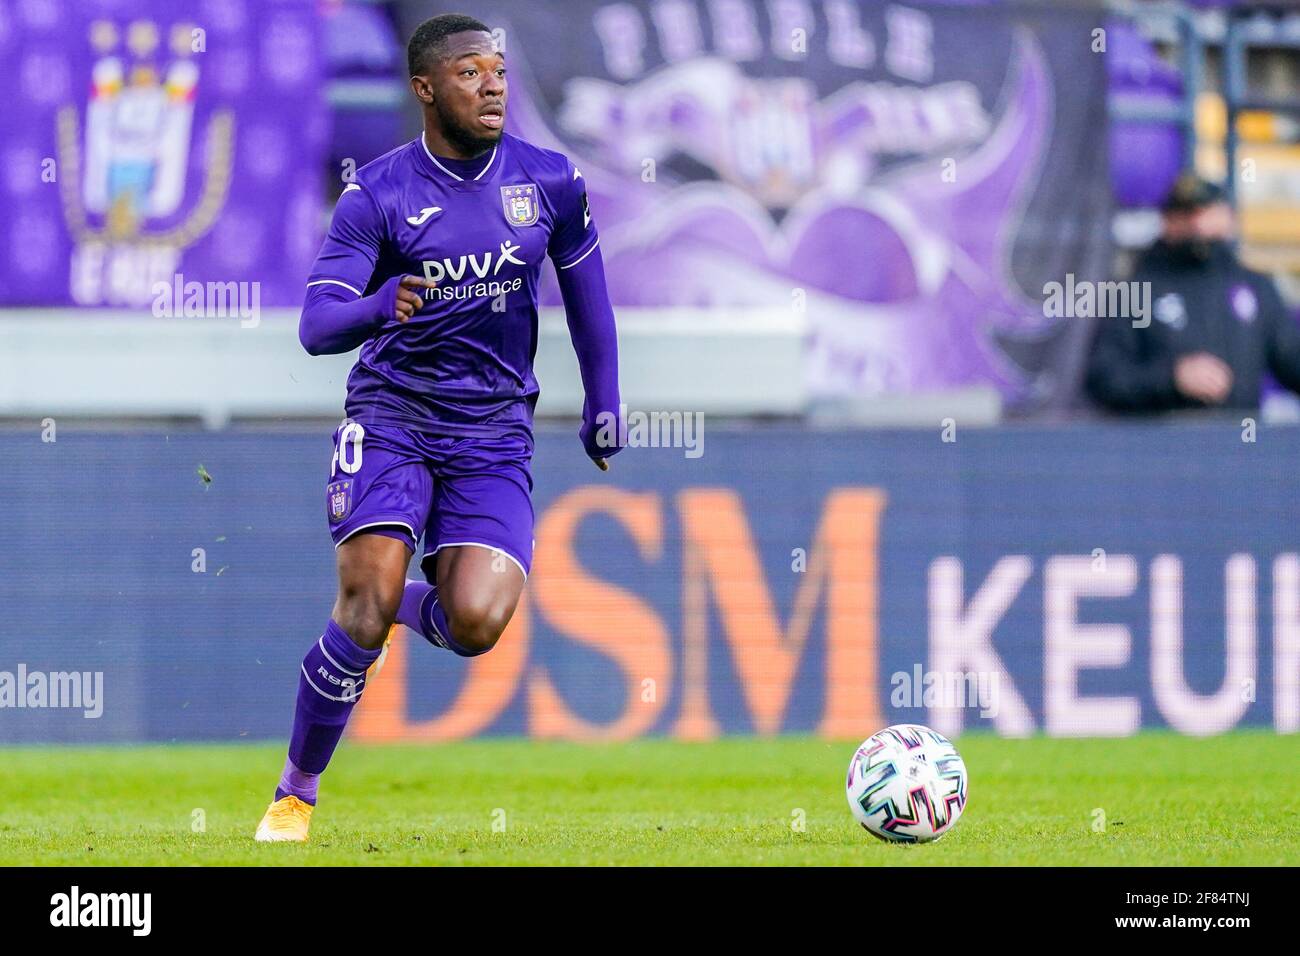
[0,0,327,308]
[446,0,1113,406]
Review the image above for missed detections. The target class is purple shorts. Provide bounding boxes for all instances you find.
[325,420,534,578]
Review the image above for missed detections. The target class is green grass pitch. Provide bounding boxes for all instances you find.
[0,733,1295,865]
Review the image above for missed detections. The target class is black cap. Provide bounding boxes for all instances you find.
[1161,172,1227,213]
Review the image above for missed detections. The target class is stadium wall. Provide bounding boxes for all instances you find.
[0,311,805,425]
[1,422,1296,743]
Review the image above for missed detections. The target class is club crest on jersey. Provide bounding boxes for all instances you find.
[326,480,353,523]
[501,184,539,226]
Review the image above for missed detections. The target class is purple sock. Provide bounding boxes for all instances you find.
[275,619,381,805]
[397,579,481,657]
[276,757,320,806]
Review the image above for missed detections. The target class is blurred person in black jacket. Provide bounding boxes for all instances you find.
[1086,173,1300,413]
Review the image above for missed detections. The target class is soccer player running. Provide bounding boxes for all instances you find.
[255,14,621,842]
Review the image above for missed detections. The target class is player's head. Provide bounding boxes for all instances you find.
[408,14,505,158]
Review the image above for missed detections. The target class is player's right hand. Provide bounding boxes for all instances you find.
[395,275,438,322]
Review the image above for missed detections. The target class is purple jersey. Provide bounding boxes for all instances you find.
[307,133,599,436]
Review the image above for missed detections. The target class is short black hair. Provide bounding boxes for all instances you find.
[407,13,493,77]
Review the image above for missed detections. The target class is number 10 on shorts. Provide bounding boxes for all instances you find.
[332,422,365,477]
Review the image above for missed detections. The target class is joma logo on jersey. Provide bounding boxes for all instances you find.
[421,240,525,283]
[405,206,442,226]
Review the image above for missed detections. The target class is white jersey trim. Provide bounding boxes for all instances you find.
[421,133,497,183]
[556,238,600,271]
[307,278,363,297]
[473,146,499,181]
[334,520,417,549]
[430,541,528,580]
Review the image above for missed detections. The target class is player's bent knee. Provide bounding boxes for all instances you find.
[445,602,513,657]
[333,590,399,650]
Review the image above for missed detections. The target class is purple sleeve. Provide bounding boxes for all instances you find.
[309,183,386,290]
[548,162,599,269]
[556,244,623,460]
[299,278,401,356]
[299,183,395,356]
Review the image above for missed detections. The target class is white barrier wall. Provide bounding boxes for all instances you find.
[0,309,807,426]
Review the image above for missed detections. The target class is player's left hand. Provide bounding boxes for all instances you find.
[579,416,623,470]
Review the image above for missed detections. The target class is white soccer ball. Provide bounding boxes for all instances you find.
[845,724,968,843]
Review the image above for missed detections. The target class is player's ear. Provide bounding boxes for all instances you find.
[410,75,434,104]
